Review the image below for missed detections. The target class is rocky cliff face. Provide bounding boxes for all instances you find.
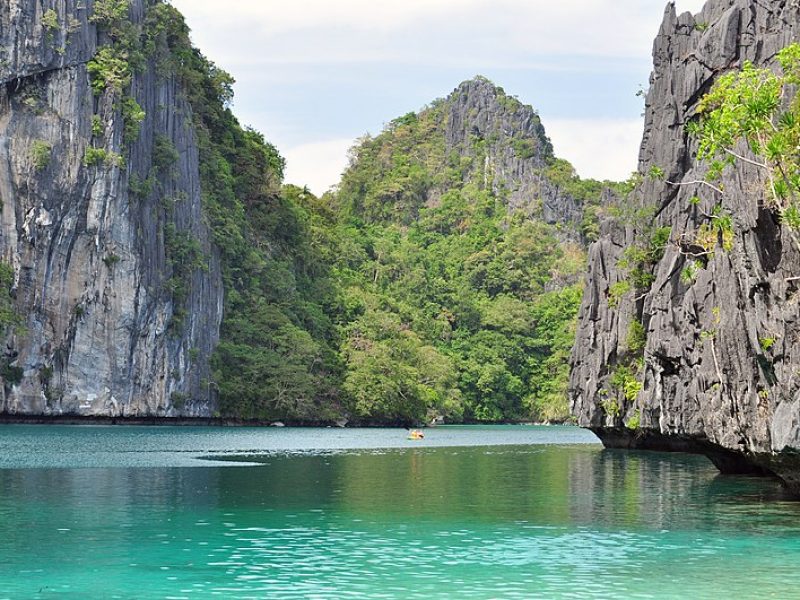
[342,77,594,237]
[571,0,800,492]
[0,0,223,416]
[442,78,584,230]
[327,77,613,424]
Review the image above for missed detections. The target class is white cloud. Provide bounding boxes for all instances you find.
[483,1,707,60]
[167,0,710,187]
[676,0,709,12]
[545,118,644,182]
[172,0,712,68]
[282,138,356,196]
[170,0,485,34]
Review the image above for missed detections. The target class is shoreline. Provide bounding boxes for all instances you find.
[0,413,570,428]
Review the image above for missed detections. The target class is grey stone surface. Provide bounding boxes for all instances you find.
[0,0,96,85]
[0,0,223,416]
[442,77,584,233]
[570,0,800,492]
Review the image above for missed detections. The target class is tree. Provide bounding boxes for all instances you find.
[688,44,800,229]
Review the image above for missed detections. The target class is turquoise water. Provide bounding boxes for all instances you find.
[0,425,798,599]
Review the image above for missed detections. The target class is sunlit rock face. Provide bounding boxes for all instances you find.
[0,0,223,416]
[570,0,800,493]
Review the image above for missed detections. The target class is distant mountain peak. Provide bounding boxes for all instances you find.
[442,76,554,165]
[336,77,607,235]
[454,75,502,91]
[449,76,530,111]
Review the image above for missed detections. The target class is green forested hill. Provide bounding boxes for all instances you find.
[323,79,615,424]
[161,11,614,424]
[146,6,342,421]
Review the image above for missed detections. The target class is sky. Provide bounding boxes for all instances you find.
[169,0,708,194]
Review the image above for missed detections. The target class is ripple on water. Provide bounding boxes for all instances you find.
[2,430,800,599]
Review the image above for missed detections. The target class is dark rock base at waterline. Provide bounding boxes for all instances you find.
[0,413,335,428]
[0,413,572,428]
[592,427,800,497]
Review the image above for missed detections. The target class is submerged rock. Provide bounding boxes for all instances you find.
[570,0,800,494]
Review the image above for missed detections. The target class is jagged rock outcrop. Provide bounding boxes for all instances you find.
[329,75,609,424]
[570,0,800,492]
[346,77,591,235]
[0,0,223,416]
[442,77,584,229]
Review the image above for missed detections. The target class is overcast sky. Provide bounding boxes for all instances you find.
[169,0,708,194]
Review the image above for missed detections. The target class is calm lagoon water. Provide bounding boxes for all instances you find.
[0,425,798,599]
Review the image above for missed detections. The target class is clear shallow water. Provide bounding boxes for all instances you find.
[0,425,798,599]
[0,424,594,468]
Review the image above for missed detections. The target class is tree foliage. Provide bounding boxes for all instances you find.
[326,92,602,422]
[146,6,341,420]
[0,263,17,330]
[688,44,800,228]
[151,7,605,424]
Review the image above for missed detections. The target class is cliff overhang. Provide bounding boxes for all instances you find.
[570,0,800,497]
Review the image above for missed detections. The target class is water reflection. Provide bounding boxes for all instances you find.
[2,445,800,598]
[2,445,792,532]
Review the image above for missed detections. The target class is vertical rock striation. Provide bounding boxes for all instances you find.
[0,0,223,416]
[571,0,800,491]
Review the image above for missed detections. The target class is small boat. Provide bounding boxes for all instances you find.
[407,429,425,440]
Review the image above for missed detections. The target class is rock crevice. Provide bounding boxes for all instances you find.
[570,0,800,493]
[0,0,223,416]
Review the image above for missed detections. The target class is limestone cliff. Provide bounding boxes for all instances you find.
[328,76,616,424]
[442,78,584,230]
[339,77,600,239]
[0,0,223,416]
[570,0,800,492]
